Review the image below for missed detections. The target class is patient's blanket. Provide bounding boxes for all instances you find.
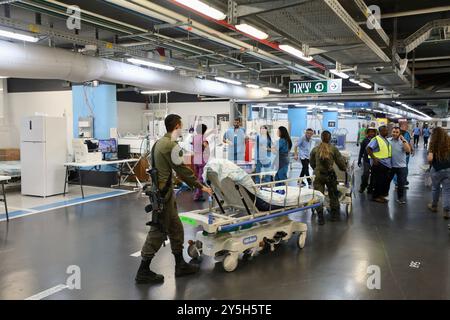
[204,159,324,208]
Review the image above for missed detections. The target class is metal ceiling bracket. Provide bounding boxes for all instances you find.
[154,21,191,31]
[228,0,237,25]
[324,0,391,63]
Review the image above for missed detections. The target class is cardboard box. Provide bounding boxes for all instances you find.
[0,148,20,161]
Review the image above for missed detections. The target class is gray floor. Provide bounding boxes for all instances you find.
[1,143,449,300]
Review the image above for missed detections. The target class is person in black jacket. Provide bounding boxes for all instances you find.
[358,127,377,193]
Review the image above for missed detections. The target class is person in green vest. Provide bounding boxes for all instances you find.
[357,123,367,147]
[366,125,392,203]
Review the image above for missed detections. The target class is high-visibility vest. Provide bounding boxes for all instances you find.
[369,136,392,159]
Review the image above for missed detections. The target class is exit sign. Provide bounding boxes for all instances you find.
[289,79,342,95]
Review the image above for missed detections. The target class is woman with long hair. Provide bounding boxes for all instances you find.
[427,127,450,219]
[254,125,272,183]
[310,130,347,224]
[274,126,292,183]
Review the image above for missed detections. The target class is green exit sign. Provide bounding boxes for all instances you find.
[289,79,342,95]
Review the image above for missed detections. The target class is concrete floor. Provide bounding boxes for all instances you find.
[0,143,449,300]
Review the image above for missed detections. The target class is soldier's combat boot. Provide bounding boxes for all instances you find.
[174,253,200,277]
[135,258,164,284]
[317,210,325,225]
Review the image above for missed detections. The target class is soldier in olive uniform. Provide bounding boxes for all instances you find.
[310,130,347,225]
[136,114,212,284]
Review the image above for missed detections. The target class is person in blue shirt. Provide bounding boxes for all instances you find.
[294,128,314,187]
[389,127,411,204]
[254,125,272,184]
[413,123,421,148]
[393,121,414,187]
[423,124,431,149]
[223,118,246,163]
[274,126,292,184]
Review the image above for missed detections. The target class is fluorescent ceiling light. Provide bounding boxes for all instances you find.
[141,90,171,95]
[263,86,282,93]
[0,29,39,42]
[330,69,349,79]
[279,44,313,62]
[338,109,352,113]
[128,58,175,71]
[373,109,384,113]
[349,78,360,84]
[327,107,339,111]
[173,0,226,20]
[235,24,268,40]
[215,76,242,85]
[0,76,8,79]
[246,83,260,89]
[337,103,345,106]
[359,81,372,89]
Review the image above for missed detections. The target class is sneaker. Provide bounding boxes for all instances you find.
[373,197,388,203]
[397,199,406,205]
[427,203,438,212]
[444,210,450,220]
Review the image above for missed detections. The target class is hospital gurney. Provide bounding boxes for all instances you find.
[179,159,324,272]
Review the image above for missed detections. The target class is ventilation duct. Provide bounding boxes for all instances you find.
[0,41,268,100]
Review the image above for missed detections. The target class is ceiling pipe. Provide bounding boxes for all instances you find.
[103,0,327,80]
[381,6,450,19]
[167,0,326,71]
[0,40,268,100]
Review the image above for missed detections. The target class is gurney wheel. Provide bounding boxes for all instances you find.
[188,241,202,259]
[297,232,307,249]
[223,253,238,272]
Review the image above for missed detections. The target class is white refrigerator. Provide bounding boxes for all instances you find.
[20,116,67,197]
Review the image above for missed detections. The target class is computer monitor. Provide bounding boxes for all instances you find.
[98,138,117,153]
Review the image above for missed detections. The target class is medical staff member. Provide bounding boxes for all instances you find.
[389,127,411,204]
[366,125,392,203]
[223,118,246,163]
[193,124,210,202]
[423,124,431,149]
[294,128,313,187]
[136,114,212,284]
[274,126,292,183]
[358,126,377,193]
[310,130,347,224]
[413,123,421,148]
[254,125,272,183]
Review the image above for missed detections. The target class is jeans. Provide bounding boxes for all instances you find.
[393,155,410,185]
[424,136,429,148]
[275,165,289,186]
[300,158,312,185]
[372,163,392,199]
[413,135,420,146]
[391,167,407,200]
[254,160,272,184]
[431,168,450,211]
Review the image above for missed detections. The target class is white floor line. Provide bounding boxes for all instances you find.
[25,284,68,300]
[7,206,38,213]
[130,240,170,257]
[0,190,134,222]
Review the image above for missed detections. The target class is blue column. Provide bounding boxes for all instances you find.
[72,84,117,172]
[322,111,338,132]
[72,84,117,139]
[288,106,307,137]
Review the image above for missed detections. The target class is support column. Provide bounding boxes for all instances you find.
[322,111,338,132]
[288,105,307,137]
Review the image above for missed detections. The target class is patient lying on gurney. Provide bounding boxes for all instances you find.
[203,159,324,212]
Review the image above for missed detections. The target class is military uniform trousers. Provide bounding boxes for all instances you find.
[313,172,340,214]
[141,190,184,259]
